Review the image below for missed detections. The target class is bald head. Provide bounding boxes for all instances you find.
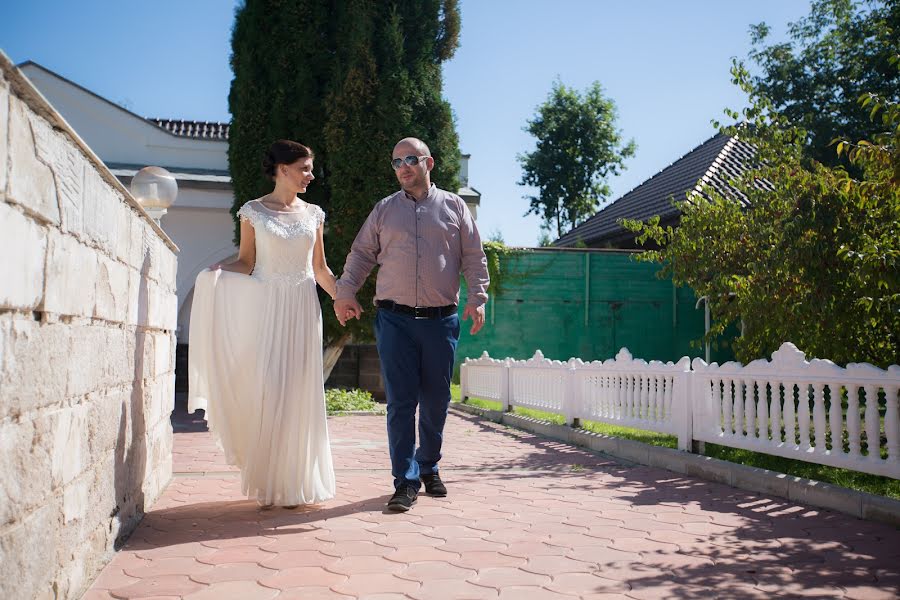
[394,137,431,156]
[392,137,434,198]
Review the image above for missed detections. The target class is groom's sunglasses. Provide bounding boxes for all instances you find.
[391,155,428,170]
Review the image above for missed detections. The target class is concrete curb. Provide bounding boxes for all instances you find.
[450,402,900,527]
[328,410,386,417]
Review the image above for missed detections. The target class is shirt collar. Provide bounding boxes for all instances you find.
[403,183,436,202]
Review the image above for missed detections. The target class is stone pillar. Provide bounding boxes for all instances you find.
[0,52,178,600]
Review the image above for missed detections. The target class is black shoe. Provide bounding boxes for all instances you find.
[387,484,418,512]
[421,473,447,497]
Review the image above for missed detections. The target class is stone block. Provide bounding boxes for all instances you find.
[861,493,900,526]
[731,463,791,499]
[49,403,89,488]
[65,325,109,398]
[0,418,53,526]
[126,267,141,326]
[7,97,58,224]
[646,446,691,475]
[87,391,127,456]
[684,456,734,486]
[61,155,87,237]
[584,431,619,455]
[94,255,129,323]
[72,460,116,544]
[29,113,83,236]
[0,74,8,195]
[132,330,150,381]
[144,280,164,329]
[165,248,178,287]
[144,279,159,330]
[44,229,97,318]
[614,438,652,465]
[82,167,119,255]
[0,202,46,310]
[63,476,89,524]
[152,332,173,378]
[115,203,133,264]
[149,374,175,427]
[161,289,178,332]
[111,327,136,388]
[147,236,163,283]
[0,315,69,420]
[788,477,862,518]
[129,216,145,271]
[66,520,116,600]
[142,381,162,428]
[0,501,59,600]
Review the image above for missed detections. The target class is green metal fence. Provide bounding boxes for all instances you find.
[456,247,734,373]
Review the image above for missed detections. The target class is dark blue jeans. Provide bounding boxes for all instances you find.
[374,308,460,490]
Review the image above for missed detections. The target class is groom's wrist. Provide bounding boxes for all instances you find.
[334,288,357,302]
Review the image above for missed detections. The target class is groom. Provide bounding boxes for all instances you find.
[334,137,490,511]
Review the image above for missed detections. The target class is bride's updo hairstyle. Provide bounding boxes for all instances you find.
[263,140,314,180]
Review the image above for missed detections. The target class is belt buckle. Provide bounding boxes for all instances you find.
[413,306,429,319]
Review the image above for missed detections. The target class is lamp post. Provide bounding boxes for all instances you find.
[131,166,177,223]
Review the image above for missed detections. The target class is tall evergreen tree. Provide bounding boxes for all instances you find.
[228,0,333,243]
[229,0,460,346]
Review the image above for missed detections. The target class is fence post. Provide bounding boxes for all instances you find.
[460,362,468,402]
[675,357,693,452]
[500,359,511,412]
[565,360,581,428]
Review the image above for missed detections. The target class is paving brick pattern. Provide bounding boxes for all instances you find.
[84,408,900,600]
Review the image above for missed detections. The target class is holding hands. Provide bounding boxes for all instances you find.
[334,298,363,326]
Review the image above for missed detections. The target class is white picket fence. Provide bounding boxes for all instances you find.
[460,343,900,479]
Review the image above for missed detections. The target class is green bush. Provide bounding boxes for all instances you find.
[325,388,382,415]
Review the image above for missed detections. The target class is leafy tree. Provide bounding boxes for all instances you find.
[747,0,900,167]
[229,0,461,347]
[624,60,899,368]
[518,81,635,239]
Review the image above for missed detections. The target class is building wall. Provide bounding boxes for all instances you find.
[0,55,178,600]
[18,63,229,172]
[160,204,237,342]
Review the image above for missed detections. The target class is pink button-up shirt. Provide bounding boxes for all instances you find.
[336,185,489,309]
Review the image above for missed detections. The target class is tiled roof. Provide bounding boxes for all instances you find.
[554,133,759,247]
[148,118,230,140]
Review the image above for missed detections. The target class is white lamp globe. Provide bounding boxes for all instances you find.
[131,166,177,220]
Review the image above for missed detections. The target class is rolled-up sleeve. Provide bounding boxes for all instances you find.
[459,203,490,308]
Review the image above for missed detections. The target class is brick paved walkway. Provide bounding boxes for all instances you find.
[82,401,900,600]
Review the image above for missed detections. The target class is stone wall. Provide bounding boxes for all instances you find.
[0,53,178,600]
[328,344,385,400]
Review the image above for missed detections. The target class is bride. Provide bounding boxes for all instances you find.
[188,139,336,508]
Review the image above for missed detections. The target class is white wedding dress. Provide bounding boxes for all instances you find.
[188,199,335,506]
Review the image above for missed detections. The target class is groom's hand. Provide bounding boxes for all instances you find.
[462,304,486,335]
[334,298,363,326]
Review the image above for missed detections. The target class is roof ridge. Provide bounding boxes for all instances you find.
[556,132,728,244]
[147,117,230,140]
[686,134,737,205]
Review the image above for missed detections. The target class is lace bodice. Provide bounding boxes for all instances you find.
[237,199,325,284]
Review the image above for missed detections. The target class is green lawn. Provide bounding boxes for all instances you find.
[450,384,900,499]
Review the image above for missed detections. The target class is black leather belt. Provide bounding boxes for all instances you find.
[376,300,457,319]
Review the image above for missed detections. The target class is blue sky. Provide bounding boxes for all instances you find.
[1,1,810,246]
